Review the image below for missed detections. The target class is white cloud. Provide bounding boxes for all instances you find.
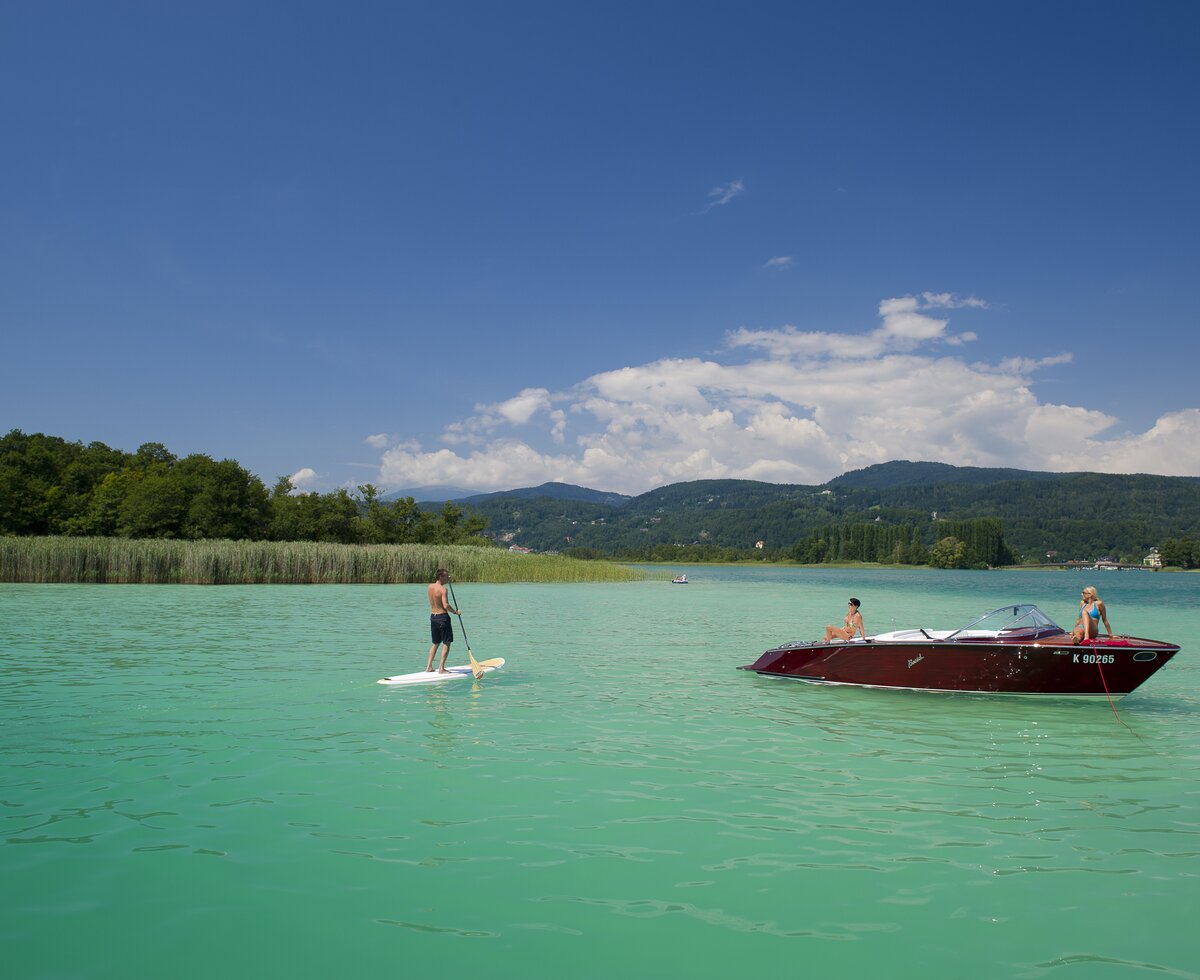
[998,353,1073,373]
[920,292,988,309]
[495,387,552,425]
[364,433,389,449]
[373,295,1198,494]
[727,325,868,358]
[1029,407,1200,476]
[290,467,318,491]
[699,179,745,212]
[765,256,793,268]
[442,387,556,445]
[728,292,979,358]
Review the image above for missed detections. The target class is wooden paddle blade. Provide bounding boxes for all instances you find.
[468,648,484,679]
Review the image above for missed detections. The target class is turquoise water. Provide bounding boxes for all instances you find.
[2,569,1198,979]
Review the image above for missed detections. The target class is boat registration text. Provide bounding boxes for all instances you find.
[1074,653,1115,665]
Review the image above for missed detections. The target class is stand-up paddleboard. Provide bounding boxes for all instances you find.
[377,658,505,686]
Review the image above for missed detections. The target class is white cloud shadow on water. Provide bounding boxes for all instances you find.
[375,296,1200,494]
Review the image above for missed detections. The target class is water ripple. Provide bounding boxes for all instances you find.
[2,578,1198,979]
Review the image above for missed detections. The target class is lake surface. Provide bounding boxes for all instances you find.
[3,568,1198,979]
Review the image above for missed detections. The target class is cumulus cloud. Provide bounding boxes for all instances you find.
[443,387,557,445]
[728,293,979,359]
[290,467,318,491]
[374,295,1198,494]
[364,433,389,449]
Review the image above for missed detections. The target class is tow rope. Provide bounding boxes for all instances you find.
[1095,656,1140,739]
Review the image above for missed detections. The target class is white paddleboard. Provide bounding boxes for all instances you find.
[377,658,505,686]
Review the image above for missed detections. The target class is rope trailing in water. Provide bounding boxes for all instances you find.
[1095,655,1140,739]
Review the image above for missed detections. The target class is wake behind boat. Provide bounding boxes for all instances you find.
[739,604,1178,696]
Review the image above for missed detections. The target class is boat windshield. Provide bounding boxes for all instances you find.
[946,604,1063,639]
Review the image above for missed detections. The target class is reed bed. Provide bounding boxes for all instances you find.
[0,537,648,585]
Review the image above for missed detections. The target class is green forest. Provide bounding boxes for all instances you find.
[5,431,1199,568]
[458,469,1200,566]
[0,430,486,546]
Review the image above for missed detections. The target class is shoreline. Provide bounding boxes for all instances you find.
[0,537,650,585]
[625,559,1189,573]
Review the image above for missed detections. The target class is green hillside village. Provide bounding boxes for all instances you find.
[3,430,1199,580]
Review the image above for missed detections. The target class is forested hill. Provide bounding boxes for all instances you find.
[460,465,1200,564]
[5,430,1198,565]
[0,430,486,546]
[830,460,1067,488]
[449,482,631,508]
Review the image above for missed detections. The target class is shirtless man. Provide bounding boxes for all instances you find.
[426,568,461,673]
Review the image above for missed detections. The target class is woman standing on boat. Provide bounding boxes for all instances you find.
[1072,585,1113,643]
[824,598,866,643]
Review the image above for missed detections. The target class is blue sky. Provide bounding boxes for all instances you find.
[4,1,1198,495]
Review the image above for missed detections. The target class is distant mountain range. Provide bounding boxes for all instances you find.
[830,460,1066,488]
[381,485,485,503]
[383,481,631,507]
[452,482,632,507]
[430,460,1200,562]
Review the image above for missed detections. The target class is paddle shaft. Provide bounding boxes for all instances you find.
[446,581,472,651]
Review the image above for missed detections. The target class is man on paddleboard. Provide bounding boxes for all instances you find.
[426,568,460,673]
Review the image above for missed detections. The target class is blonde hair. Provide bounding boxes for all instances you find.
[1082,586,1098,601]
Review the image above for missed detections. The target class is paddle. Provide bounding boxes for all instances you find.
[446,580,485,679]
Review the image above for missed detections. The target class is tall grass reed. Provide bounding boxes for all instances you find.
[0,538,649,585]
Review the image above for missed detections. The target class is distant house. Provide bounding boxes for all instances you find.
[1144,548,1163,568]
[508,545,533,554]
[755,540,765,550]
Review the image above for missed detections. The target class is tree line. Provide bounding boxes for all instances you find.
[763,517,1010,568]
[7,430,1197,566]
[0,430,487,546]
[1160,538,1200,569]
[566,518,1011,569]
[467,473,1199,565]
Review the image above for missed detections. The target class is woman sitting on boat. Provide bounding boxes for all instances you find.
[1072,585,1113,643]
[824,598,866,643]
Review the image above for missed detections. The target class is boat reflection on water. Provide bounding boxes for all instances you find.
[739,603,1179,696]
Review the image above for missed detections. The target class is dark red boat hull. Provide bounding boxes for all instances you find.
[739,634,1179,696]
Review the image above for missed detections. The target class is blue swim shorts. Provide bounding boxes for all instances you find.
[430,613,454,645]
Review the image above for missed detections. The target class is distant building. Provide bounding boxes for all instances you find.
[755,540,765,549]
[508,545,533,554]
[1144,548,1162,568]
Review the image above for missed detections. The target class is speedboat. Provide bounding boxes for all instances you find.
[739,604,1179,696]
